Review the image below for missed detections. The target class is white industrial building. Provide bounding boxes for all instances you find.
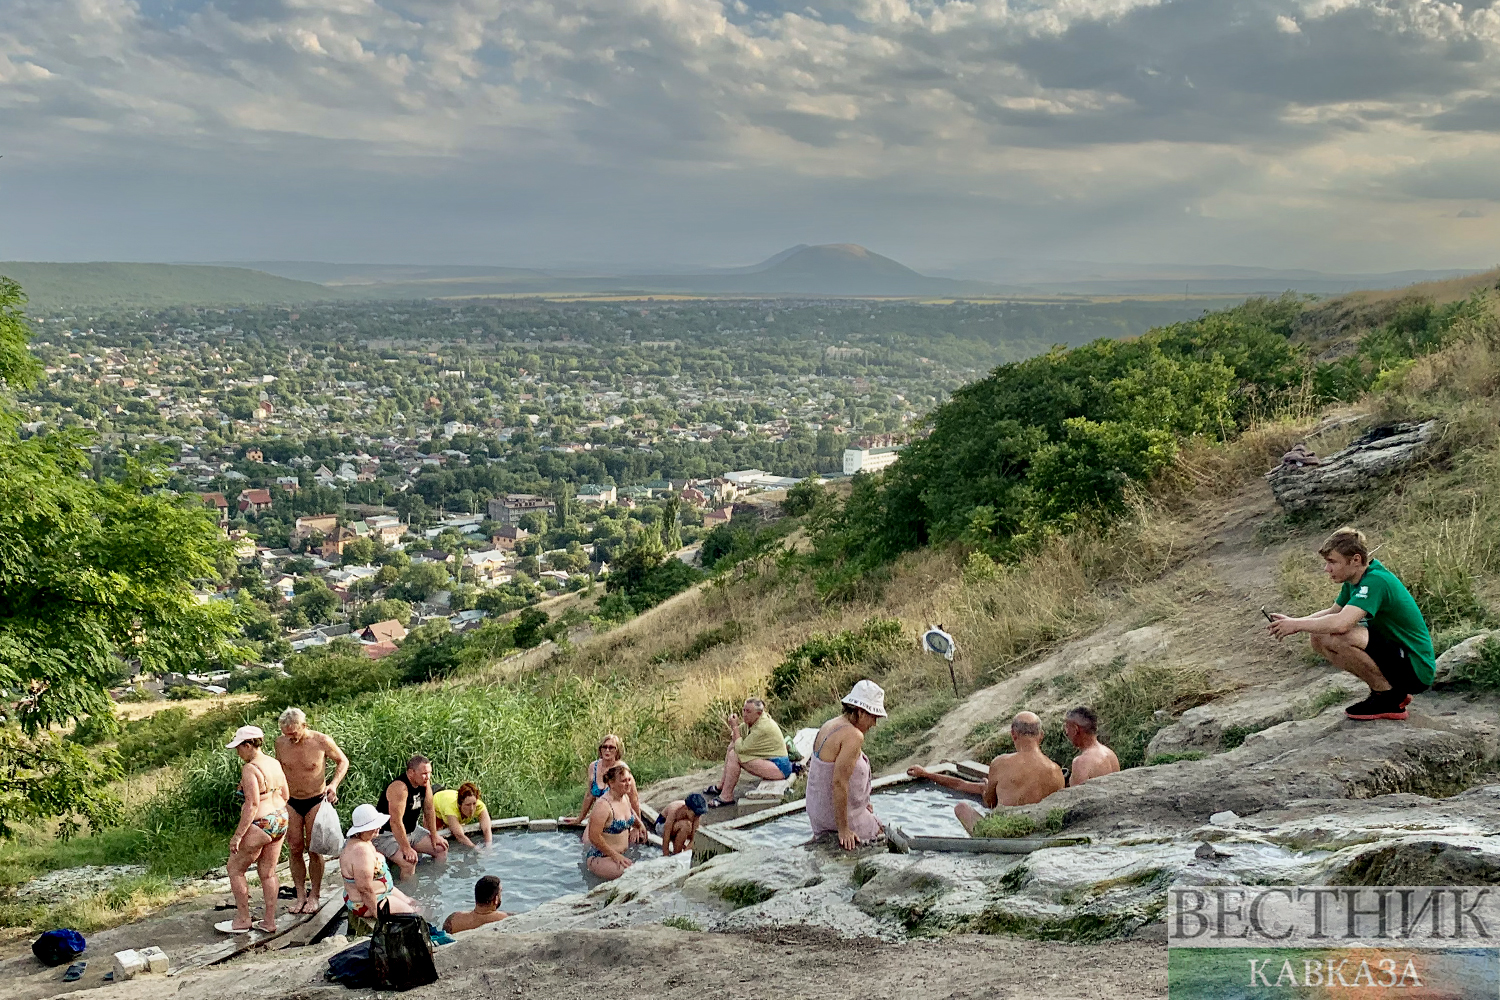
[843,446,902,475]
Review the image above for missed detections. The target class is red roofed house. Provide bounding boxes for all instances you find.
[363,641,399,660]
[237,488,274,515]
[201,493,230,528]
[702,508,733,529]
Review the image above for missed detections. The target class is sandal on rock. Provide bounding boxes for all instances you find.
[704,785,721,797]
[252,920,277,934]
[63,963,86,983]
[706,796,735,809]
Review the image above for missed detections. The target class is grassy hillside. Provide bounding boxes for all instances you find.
[6,280,1500,934]
[0,262,336,308]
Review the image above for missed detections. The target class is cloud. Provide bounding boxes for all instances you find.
[0,0,1498,269]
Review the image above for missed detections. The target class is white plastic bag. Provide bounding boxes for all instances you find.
[308,801,345,857]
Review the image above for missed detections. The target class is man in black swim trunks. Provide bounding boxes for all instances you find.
[275,708,350,913]
[375,755,448,878]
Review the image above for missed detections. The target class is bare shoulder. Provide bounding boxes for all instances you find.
[315,730,342,751]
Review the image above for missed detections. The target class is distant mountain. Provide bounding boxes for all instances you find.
[0,262,333,309]
[632,244,976,296]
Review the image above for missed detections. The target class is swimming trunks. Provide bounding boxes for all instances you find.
[287,791,326,817]
[252,808,289,840]
[766,756,794,778]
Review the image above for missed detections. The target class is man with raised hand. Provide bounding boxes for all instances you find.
[275,707,350,913]
[908,711,1065,834]
[1268,527,1434,722]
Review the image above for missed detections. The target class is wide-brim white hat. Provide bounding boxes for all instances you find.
[226,725,264,748]
[347,803,389,837]
[841,679,887,718]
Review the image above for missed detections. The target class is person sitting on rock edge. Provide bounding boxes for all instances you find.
[443,875,509,933]
[907,712,1065,834]
[584,763,638,880]
[1267,527,1435,722]
[806,680,887,850]
[433,781,493,850]
[655,793,709,856]
[1064,706,1120,785]
[704,698,792,809]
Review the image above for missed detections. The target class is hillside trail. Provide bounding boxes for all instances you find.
[914,479,1334,767]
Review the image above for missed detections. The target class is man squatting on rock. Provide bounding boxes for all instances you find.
[908,711,1066,833]
[275,707,350,913]
[375,754,449,878]
[1268,527,1435,722]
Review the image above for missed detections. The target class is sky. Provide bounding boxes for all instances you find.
[1,0,1498,274]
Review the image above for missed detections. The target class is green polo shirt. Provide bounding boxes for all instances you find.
[734,714,786,761]
[1336,559,1436,684]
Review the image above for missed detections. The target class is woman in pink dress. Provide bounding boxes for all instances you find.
[806,680,887,849]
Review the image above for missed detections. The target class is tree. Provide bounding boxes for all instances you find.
[659,495,682,552]
[340,537,377,566]
[392,561,450,602]
[0,278,243,835]
[354,598,413,628]
[512,608,551,648]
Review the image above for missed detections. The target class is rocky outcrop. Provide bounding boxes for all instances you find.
[1267,420,1437,513]
[1433,630,1499,685]
[1145,672,1364,757]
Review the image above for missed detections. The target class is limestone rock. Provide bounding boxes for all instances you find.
[1146,674,1363,758]
[1267,420,1436,513]
[1327,836,1500,886]
[1433,631,1497,685]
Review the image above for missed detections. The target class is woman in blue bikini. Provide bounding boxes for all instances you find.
[574,735,646,841]
[583,763,638,880]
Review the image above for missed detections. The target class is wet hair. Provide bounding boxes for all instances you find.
[1319,527,1369,563]
[406,754,430,771]
[1011,716,1042,739]
[278,707,306,727]
[1066,706,1098,733]
[602,763,631,784]
[685,793,708,815]
[457,782,481,806]
[475,875,501,906]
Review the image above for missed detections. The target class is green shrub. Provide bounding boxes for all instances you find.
[67,710,121,747]
[768,617,904,720]
[972,807,1065,839]
[254,649,399,715]
[1471,636,1500,690]
[1145,751,1205,766]
[167,685,211,701]
[864,695,955,772]
[117,705,253,775]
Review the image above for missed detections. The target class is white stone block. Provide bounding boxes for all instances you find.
[112,950,146,981]
[138,946,169,973]
[1209,810,1240,827]
[528,818,557,832]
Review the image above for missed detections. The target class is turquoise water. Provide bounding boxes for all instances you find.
[727,782,973,848]
[401,831,649,919]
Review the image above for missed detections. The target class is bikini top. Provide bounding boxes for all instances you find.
[588,760,607,799]
[601,799,637,835]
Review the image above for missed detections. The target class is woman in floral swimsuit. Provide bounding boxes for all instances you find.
[227,726,291,933]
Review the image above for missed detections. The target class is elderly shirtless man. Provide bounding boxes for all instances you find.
[1064,706,1120,785]
[907,712,1065,834]
[275,708,350,913]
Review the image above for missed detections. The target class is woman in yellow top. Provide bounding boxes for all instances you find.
[433,782,492,849]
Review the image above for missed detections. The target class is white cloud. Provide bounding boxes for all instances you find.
[0,0,1497,268]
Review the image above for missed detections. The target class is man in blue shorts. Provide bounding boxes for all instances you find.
[1268,527,1435,721]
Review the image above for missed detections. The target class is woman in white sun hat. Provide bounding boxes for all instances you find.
[340,803,419,928]
[225,725,290,933]
[806,680,887,850]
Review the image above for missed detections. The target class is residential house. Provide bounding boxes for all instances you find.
[244,447,264,463]
[292,514,340,543]
[275,476,301,494]
[253,400,274,420]
[577,484,616,506]
[463,549,512,586]
[702,508,733,530]
[490,525,528,550]
[237,488,273,515]
[363,641,399,660]
[680,486,708,506]
[360,618,408,644]
[201,492,230,526]
[486,493,558,526]
[319,524,358,558]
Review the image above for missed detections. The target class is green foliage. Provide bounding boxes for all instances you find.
[972,809,1066,839]
[661,915,703,932]
[389,623,471,684]
[174,677,678,828]
[780,479,829,517]
[167,685,212,701]
[768,617,905,721]
[391,561,451,602]
[1469,636,1500,690]
[513,608,553,649]
[0,277,244,835]
[803,297,1307,580]
[254,647,399,714]
[1145,751,1206,766]
[863,694,956,772]
[67,710,122,747]
[653,620,744,664]
[1315,295,1487,401]
[354,598,413,628]
[116,704,251,775]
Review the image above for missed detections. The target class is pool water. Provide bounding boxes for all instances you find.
[728,782,974,848]
[401,831,650,920]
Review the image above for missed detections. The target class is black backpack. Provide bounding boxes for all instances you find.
[326,940,374,989]
[369,901,438,991]
[32,929,85,967]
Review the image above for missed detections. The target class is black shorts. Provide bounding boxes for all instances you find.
[1364,628,1429,695]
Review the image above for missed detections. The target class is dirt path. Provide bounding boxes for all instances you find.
[16,928,1165,1000]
